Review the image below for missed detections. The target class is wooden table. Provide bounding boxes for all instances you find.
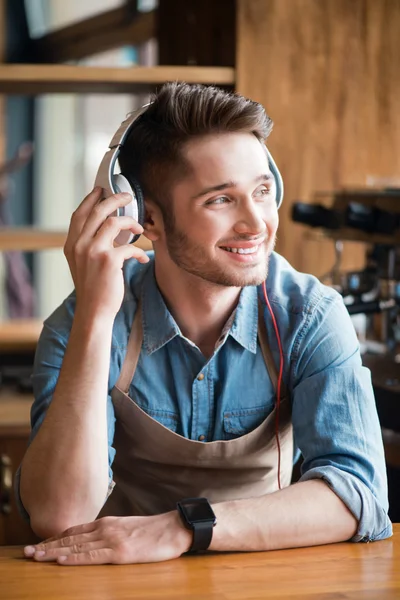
[1,524,399,599]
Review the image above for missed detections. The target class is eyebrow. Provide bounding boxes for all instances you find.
[191,173,274,200]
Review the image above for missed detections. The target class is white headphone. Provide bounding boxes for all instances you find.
[94,104,284,246]
[94,105,148,245]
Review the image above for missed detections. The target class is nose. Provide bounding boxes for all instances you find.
[234,197,267,236]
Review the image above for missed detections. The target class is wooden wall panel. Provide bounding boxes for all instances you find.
[237,0,400,277]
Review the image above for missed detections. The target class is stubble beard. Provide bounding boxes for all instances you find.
[164,218,274,288]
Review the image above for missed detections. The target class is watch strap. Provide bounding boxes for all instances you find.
[188,520,214,554]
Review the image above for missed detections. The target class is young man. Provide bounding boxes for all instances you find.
[19,83,391,566]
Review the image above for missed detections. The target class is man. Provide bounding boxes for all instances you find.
[19,83,391,566]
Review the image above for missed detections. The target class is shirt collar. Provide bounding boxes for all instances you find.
[140,261,259,355]
[229,284,259,354]
[141,262,181,355]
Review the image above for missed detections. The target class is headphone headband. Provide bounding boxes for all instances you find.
[108,104,151,150]
[265,148,284,209]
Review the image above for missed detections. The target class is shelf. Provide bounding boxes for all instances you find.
[0,228,67,251]
[0,64,235,94]
[0,227,153,252]
[0,319,42,352]
[0,391,33,434]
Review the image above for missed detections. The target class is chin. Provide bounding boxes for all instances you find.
[223,270,268,287]
[185,262,268,288]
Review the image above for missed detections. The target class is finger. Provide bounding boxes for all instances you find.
[113,243,150,265]
[80,193,136,240]
[33,531,100,552]
[33,540,105,562]
[52,520,98,539]
[74,186,103,218]
[57,548,115,566]
[93,216,144,247]
[27,521,98,550]
[66,187,103,242]
[65,187,104,253]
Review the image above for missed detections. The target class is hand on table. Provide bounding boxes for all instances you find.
[24,512,192,565]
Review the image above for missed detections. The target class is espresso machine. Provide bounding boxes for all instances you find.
[293,187,400,520]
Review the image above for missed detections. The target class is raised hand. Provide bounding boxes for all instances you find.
[64,187,150,321]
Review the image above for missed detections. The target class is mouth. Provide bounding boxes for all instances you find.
[221,246,260,255]
[219,243,263,262]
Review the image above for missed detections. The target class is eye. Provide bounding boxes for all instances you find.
[254,186,272,198]
[204,196,231,206]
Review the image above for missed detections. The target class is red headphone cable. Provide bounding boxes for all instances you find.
[262,280,284,490]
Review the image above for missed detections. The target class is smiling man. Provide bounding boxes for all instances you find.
[18,83,391,565]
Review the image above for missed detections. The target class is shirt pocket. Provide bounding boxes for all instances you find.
[136,404,181,435]
[223,405,272,440]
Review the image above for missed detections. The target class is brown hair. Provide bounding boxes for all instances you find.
[118,82,273,215]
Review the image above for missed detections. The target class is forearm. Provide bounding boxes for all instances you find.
[20,311,113,537]
[209,480,358,552]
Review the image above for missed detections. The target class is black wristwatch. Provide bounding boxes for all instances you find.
[176,497,217,553]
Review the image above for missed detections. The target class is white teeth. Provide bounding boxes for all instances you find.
[223,246,259,254]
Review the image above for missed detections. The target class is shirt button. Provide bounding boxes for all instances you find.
[197,373,205,381]
[198,435,206,441]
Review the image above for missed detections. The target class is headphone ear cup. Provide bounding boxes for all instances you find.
[126,177,145,233]
[113,174,145,244]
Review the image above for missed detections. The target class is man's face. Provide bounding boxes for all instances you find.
[160,132,279,287]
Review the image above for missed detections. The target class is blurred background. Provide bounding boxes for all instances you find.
[1,0,400,544]
[2,0,158,320]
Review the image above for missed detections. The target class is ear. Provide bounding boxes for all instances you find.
[142,199,163,242]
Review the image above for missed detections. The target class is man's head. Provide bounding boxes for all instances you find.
[119,82,279,287]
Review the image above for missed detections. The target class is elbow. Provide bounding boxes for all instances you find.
[26,499,103,539]
[20,487,80,539]
[29,512,80,540]
[28,502,103,539]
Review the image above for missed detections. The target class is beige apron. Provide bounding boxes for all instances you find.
[101,303,294,517]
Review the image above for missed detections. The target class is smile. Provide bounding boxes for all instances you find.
[221,245,261,254]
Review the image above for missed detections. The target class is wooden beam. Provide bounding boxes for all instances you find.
[31,7,156,63]
[0,64,235,94]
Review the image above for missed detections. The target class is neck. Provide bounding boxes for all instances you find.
[154,255,241,356]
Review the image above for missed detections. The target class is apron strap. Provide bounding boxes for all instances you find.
[115,301,143,394]
[258,302,286,399]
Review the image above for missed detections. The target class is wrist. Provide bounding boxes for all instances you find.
[73,308,115,338]
[169,510,193,555]
[176,498,217,553]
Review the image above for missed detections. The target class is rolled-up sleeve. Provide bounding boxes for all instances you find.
[292,293,392,542]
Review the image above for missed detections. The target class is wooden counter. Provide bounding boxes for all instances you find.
[1,525,399,599]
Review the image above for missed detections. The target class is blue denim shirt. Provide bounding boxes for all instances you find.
[21,251,391,542]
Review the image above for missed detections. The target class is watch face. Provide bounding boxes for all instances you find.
[180,498,216,523]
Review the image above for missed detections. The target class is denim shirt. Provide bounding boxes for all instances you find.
[20,251,391,542]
